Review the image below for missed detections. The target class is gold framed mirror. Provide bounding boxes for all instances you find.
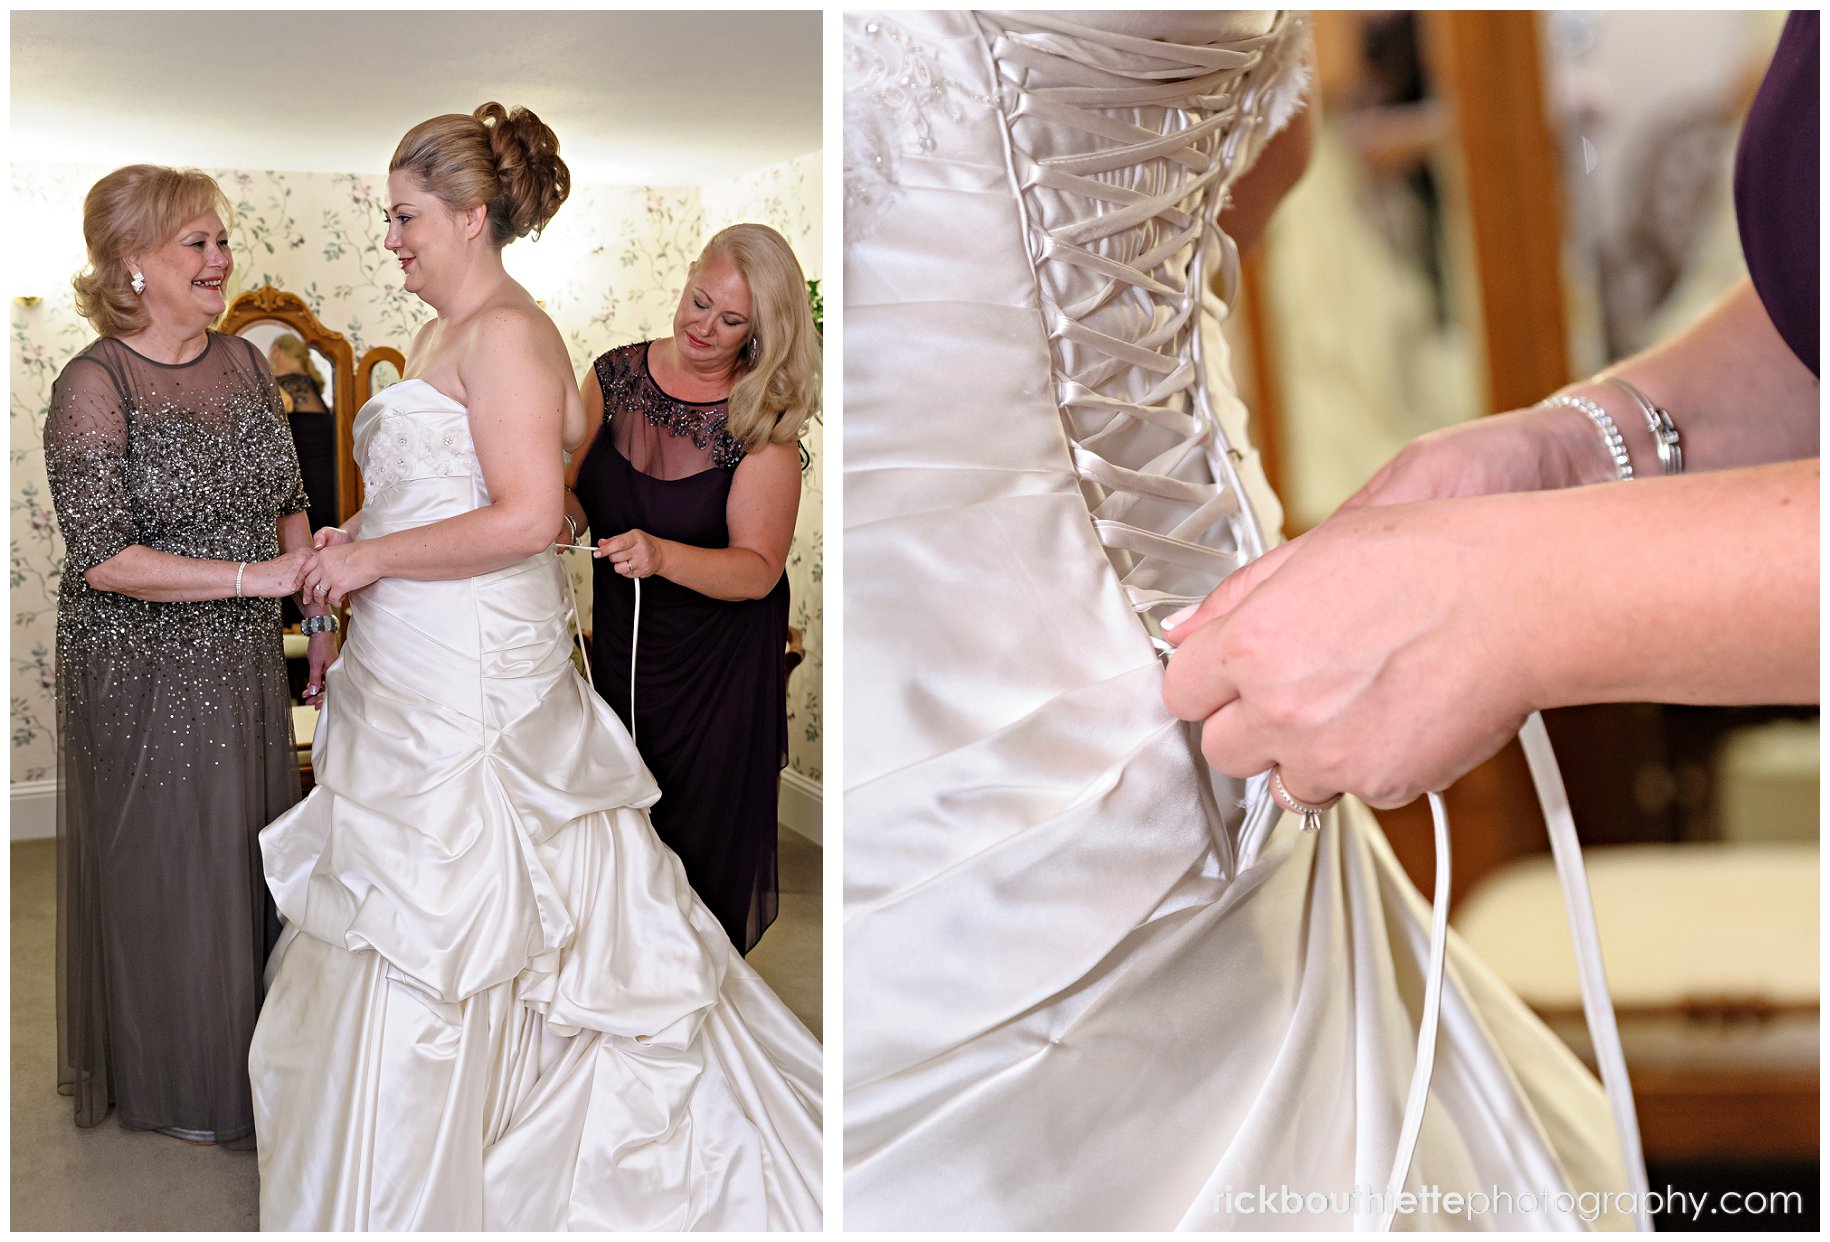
[357,344,407,408]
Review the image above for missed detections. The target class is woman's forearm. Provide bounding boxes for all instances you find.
[279,511,310,556]
[87,546,260,602]
[651,540,784,601]
[347,497,561,584]
[1500,458,1819,708]
[1575,279,1819,474]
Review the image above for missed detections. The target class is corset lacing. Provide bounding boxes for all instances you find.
[979,10,1299,622]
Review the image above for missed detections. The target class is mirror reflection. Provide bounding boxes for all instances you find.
[1247,10,1481,531]
[235,319,340,542]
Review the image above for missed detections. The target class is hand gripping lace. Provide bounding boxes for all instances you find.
[980,12,1650,1230]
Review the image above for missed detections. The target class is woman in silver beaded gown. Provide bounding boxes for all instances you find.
[44,165,330,1146]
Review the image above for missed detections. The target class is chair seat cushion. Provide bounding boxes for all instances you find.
[1455,843,1818,1070]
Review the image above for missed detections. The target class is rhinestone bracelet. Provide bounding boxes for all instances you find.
[1538,393,1632,482]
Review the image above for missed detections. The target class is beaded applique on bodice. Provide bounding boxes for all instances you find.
[355,379,483,501]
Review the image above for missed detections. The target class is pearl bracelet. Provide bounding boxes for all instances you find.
[1538,393,1633,482]
[235,561,248,597]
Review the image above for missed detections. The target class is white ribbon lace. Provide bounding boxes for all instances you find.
[980,11,1651,1231]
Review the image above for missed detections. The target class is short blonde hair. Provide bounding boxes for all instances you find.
[699,224,821,451]
[72,165,231,338]
[389,102,569,247]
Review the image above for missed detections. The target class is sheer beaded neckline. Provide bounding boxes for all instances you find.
[105,330,220,370]
[639,342,728,408]
[594,342,746,474]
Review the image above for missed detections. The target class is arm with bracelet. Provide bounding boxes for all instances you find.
[1162,15,1818,808]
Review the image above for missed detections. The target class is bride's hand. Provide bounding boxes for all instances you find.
[1339,404,1621,512]
[595,529,665,579]
[1159,500,1534,809]
[312,524,355,551]
[300,543,379,607]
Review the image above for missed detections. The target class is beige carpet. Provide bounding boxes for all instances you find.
[11,829,822,1230]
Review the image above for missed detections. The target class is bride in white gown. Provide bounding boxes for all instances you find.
[249,103,820,1231]
[844,11,1633,1230]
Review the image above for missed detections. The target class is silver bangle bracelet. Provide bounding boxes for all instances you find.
[1602,376,1684,476]
[1538,394,1633,482]
[235,561,248,597]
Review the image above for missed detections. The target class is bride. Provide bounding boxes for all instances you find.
[249,103,820,1231]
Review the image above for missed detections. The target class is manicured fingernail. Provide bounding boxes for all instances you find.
[1161,604,1196,630]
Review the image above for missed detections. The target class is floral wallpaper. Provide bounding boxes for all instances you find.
[10,151,823,785]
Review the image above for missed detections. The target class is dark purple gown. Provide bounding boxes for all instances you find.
[574,342,787,953]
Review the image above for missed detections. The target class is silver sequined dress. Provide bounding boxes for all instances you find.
[45,331,306,1145]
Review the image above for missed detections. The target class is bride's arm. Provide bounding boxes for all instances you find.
[302,310,567,602]
[561,369,608,542]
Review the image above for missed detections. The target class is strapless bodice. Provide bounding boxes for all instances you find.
[353,378,490,536]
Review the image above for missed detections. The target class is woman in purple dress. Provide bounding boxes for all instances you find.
[1164,12,1818,808]
[566,224,819,952]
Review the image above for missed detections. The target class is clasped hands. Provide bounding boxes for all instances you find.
[297,525,375,607]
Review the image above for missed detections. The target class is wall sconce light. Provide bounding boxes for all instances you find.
[16,296,43,308]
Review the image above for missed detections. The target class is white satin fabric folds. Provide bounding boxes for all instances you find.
[843,11,1627,1230]
[251,380,820,1230]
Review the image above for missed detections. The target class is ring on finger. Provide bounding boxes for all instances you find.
[1269,765,1341,834]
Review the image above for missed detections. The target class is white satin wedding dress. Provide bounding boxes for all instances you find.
[249,378,821,1230]
[844,11,1631,1230]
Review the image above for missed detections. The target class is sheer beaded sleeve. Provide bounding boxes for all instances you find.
[44,357,137,579]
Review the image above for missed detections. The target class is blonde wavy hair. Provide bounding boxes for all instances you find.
[698,224,821,451]
[72,166,232,338]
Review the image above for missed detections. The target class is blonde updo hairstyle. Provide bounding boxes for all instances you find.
[72,165,232,338]
[700,224,821,451]
[389,102,570,247]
